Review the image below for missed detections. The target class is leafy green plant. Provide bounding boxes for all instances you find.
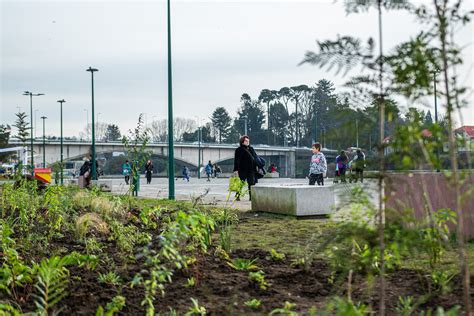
[395,296,416,316]
[185,277,195,288]
[32,254,82,315]
[84,238,104,255]
[219,225,233,254]
[269,301,298,315]
[121,114,151,200]
[227,258,258,271]
[139,207,162,229]
[0,247,34,300]
[248,270,270,290]
[430,270,455,295]
[290,234,320,273]
[42,185,66,239]
[97,271,121,287]
[322,297,370,315]
[270,249,286,261]
[0,303,21,316]
[132,210,213,316]
[95,295,126,316]
[244,298,262,310]
[184,298,206,316]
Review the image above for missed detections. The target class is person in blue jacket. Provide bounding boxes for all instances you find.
[205,161,213,182]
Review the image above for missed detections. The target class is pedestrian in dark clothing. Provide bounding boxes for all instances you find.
[79,158,92,188]
[233,135,258,200]
[351,149,366,183]
[334,151,349,183]
[145,160,154,184]
[182,166,190,182]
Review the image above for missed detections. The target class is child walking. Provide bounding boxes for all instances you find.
[308,142,327,186]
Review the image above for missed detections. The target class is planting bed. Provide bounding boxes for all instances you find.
[0,182,473,315]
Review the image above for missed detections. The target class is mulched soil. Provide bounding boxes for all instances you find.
[5,237,472,315]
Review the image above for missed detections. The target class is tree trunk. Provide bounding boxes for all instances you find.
[434,0,471,313]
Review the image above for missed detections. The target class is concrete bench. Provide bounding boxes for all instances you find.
[251,182,378,216]
[92,179,113,192]
[264,172,280,178]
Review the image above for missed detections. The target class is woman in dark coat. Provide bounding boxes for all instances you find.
[145,160,154,184]
[233,135,258,200]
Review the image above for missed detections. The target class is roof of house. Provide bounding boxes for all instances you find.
[455,126,474,138]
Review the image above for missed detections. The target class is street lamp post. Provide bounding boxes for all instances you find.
[433,70,440,172]
[34,109,39,139]
[41,116,47,167]
[356,118,359,148]
[58,99,66,184]
[198,126,202,179]
[167,0,175,200]
[23,91,44,174]
[83,109,89,141]
[86,67,99,181]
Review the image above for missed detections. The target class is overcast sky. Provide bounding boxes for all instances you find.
[1,0,473,138]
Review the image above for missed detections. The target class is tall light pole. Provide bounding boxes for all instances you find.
[356,118,359,148]
[58,99,66,184]
[41,116,47,167]
[433,69,440,172]
[86,67,99,181]
[167,0,175,200]
[34,109,39,139]
[23,91,44,174]
[195,116,202,179]
[83,109,89,141]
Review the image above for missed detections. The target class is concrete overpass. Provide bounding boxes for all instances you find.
[8,140,307,177]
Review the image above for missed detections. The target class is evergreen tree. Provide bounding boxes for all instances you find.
[236,93,266,142]
[13,112,29,146]
[0,124,11,161]
[424,110,433,127]
[269,103,289,146]
[104,124,122,141]
[210,107,232,143]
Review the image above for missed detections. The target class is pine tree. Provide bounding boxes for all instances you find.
[13,112,30,146]
[210,107,232,143]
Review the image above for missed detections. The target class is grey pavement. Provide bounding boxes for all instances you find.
[109,176,311,210]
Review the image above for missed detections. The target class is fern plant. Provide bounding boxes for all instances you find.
[33,254,80,315]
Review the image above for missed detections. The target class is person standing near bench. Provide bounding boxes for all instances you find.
[233,135,257,201]
[122,160,131,185]
[308,142,327,186]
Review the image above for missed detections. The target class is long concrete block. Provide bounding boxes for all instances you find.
[251,184,335,216]
[251,181,378,216]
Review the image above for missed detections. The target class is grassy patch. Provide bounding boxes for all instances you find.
[232,212,331,257]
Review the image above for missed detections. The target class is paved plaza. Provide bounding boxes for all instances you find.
[109,176,311,209]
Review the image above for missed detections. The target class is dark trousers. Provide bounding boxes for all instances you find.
[146,172,152,184]
[309,173,324,186]
[124,175,130,184]
[353,168,364,183]
[334,168,347,183]
[236,171,255,200]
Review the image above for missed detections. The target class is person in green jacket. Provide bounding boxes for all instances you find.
[122,160,132,185]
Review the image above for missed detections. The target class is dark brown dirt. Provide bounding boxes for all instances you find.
[6,240,472,315]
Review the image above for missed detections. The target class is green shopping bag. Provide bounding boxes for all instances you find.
[229,176,244,192]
